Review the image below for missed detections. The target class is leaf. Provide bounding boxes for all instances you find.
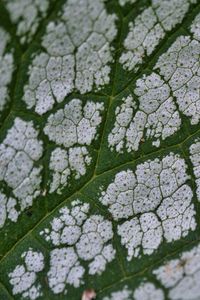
[0,0,200,299]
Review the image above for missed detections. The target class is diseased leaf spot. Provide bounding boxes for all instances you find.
[103,282,164,300]
[0,118,43,227]
[3,0,49,44]
[23,0,117,115]
[108,73,182,152]
[8,249,44,300]
[155,35,200,125]
[110,16,200,154]
[189,139,200,200]
[153,243,200,299]
[39,200,116,294]
[0,27,14,118]
[43,99,104,193]
[44,99,104,148]
[100,153,196,260]
[120,0,196,71]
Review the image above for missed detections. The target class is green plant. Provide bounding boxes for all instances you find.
[0,0,200,299]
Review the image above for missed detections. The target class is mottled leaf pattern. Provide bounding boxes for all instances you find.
[0,0,200,299]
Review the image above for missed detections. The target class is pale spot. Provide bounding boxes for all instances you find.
[8,249,44,300]
[0,118,43,227]
[153,243,200,300]
[120,0,196,71]
[4,0,49,44]
[0,27,14,117]
[23,0,117,114]
[100,153,196,260]
[40,200,116,294]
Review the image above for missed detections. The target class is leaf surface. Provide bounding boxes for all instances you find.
[0,0,200,299]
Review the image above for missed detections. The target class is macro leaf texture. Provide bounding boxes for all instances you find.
[1,0,200,299]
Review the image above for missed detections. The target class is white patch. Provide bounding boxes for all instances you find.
[23,0,117,114]
[109,73,182,153]
[118,212,163,259]
[155,36,200,125]
[69,147,92,179]
[152,0,196,31]
[44,99,103,193]
[0,118,43,226]
[44,99,104,147]
[119,0,137,6]
[134,282,164,300]
[189,139,200,201]
[49,147,91,194]
[191,12,200,41]
[100,153,196,260]
[40,200,116,294]
[40,201,90,246]
[134,73,181,146]
[119,0,195,71]
[156,184,196,242]
[48,247,85,294]
[108,95,145,153]
[103,286,132,300]
[4,0,49,44]
[120,7,164,71]
[0,27,14,116]
[153,243,200,300]
[0,191,18,228]
[103,282,164,300]
[8,249,44,300]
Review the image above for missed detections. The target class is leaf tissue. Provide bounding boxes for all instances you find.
[0,0,200,299]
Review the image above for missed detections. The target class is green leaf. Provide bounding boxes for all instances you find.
[0,0,200,299]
